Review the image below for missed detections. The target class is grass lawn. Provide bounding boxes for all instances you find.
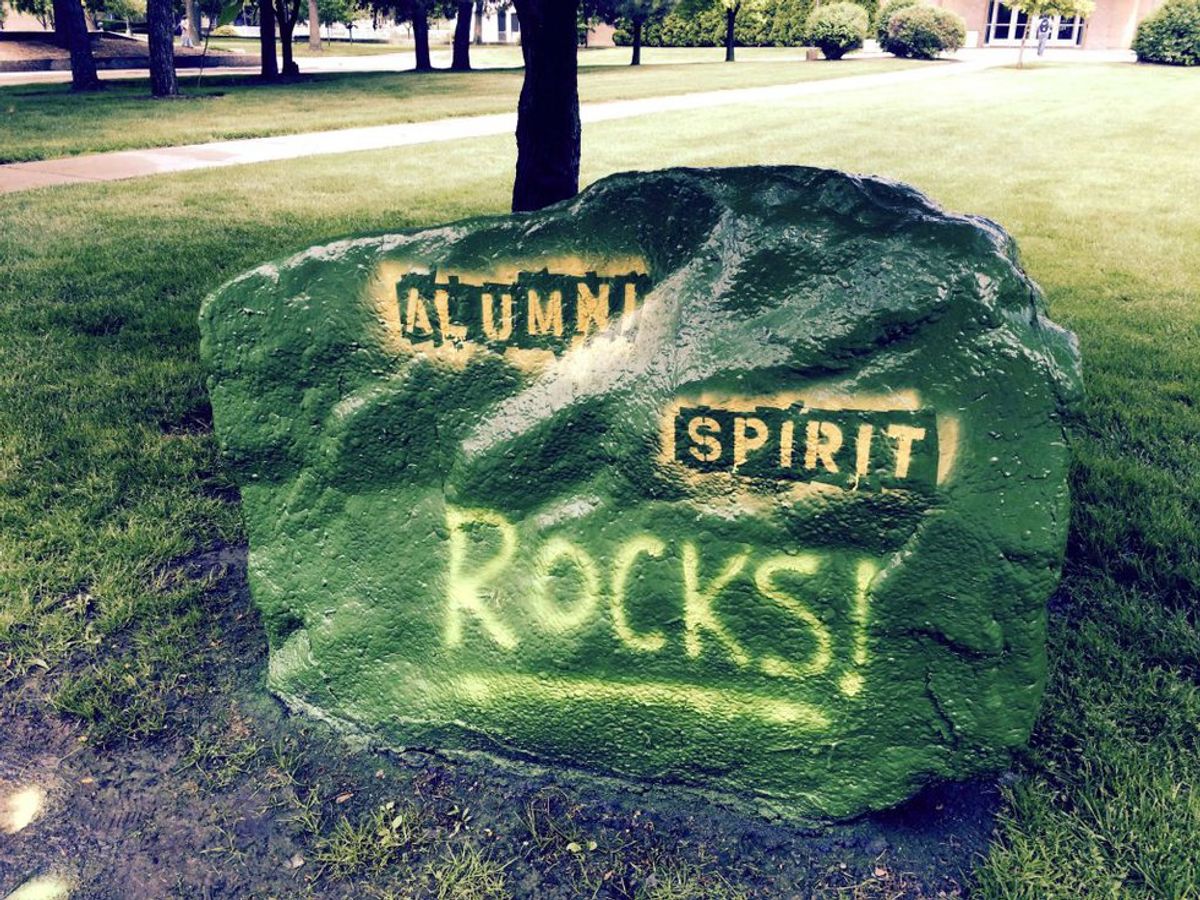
[1,62,1198,896]
[0,54,921,163]
[201,40,829,65]
[204,35,422,57]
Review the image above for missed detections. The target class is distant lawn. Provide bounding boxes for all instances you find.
[0,55,921,163]
[204,35,418,57]
[1,62,1197,896]
[201,39,826,65]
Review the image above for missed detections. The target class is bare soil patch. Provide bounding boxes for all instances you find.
[0,33,231,64]
[0,546,998,898]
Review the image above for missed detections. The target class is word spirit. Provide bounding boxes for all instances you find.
[674,403,939,491]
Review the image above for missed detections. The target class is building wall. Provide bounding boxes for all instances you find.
[929,0,1166,48]
[933,0,989,46]
[1082,0,1165,47]
[586,22,616,47]
[476,6,521,44]
[2,9,57,31]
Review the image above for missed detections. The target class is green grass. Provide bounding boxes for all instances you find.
[201,40,830,65]
[204,35,423,57]
[1,61,1198,895]
[0,55,920,162]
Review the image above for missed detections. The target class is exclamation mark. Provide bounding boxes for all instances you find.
[839,559,879,698]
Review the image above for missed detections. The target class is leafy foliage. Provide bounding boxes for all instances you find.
[880,4,965,58]
[598,0,676,25]
[1132,0,1200,65]
[612,0,813,45]
[300,0,362,26]
[873,0,916,41]
[366,0,440,27]
[1004,0,1094,25]
[768,0,813,43]
[99,0,146,24]
[804,0,867,58]
[844,0,876,28]
[12,0,55,27]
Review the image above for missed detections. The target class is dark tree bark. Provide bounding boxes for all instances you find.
[275,0,300,75]
[631,18,641,65]
[184,0,201,46]
[51,0,102,91]
[474,0,483,44]
[451,0,472,70]
[259,0,279,78]
[278,15,298,73]
[146,0,177,96]
[412,8,432,71]
[724,3,738,61]
[511,0,580,212]
[308,0,321,49]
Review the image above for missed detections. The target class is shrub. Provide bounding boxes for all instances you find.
[209,24,238,36]
[614,0,865,48]
[770,0,815,45]
[1132,0,1200,65]
[848,0,879,28]
[805,1,869,58]
[614,0,807,48]
[881,5,966,58]
[874,0,917,42]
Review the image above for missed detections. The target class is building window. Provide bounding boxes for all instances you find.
[986,0,1084,45]
[497,9,506,32]
[511,13,519,32]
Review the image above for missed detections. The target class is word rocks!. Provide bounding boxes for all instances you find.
[201,167,1081,821]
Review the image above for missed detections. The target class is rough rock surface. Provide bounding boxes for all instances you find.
[200,166,1082,821]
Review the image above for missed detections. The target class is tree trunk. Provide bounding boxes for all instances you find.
[146,0,177,96]
[308,0,321,49]
[51,0,102,91]
[474,1,483,44]
[1017,18,1029,67]
[724,5,737,61]
[511,0,580,213]
[631,19,641,65]
[259,0,279,78]
[412,9,431,71]
[275,0,300,74]
[278,13,299,75]
[184,0,200,46]
[451,0,472,70]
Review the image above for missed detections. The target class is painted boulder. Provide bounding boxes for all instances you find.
[200,167,1082,821]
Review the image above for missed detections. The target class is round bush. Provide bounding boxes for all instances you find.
[1132,0,1200,65]
[874,0,918,42]
[805,1,869,59]
[882,5,966,58]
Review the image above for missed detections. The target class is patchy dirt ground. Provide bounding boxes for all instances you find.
[1,546,998,899]
[0,34,224,64]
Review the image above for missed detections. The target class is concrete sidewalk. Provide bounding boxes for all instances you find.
[1,60,1009,194]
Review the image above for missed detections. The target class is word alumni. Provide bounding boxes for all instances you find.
[394,269,652,353]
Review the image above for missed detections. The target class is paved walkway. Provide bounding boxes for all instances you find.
[0,47,461,85]
[0,50,1132,194]
[0,61,981,194]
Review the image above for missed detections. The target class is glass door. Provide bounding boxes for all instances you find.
[985,1,1086,46]
[985,1,1029,44]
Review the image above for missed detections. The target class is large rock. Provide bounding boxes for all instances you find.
[200,167,1081,821]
